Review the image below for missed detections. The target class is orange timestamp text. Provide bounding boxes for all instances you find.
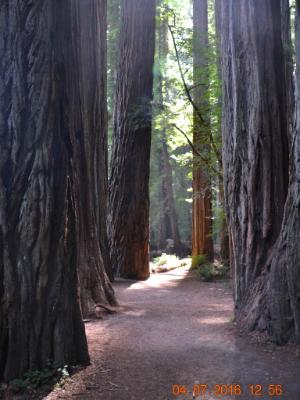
[172,383,284,398]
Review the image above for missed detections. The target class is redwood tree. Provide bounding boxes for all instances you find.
[0,0,114,381]
[192,0,214,260]
[157,141,184,254]
[67,0,116,312]
[156,3,183,255]
[215,0,230,264]
[220,0,298,343]
[266,0,300,343]
[109,0,156,279]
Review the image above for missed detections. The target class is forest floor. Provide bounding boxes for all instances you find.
[16,268,300,399]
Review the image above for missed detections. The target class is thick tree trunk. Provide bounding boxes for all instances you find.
[266,0,300,344]
[0,0,114,381]
[65,0,115,312]
[192,0,214,261]
[109,0,156,279]
[220,0,295,343]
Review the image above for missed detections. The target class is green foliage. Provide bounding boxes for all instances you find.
[191,254,208,269]
[218,263,230,279]
[212,200,226,241]
[150,0,193,249]
[195,263,216,281]
[150,0,227,251]
[8,364,69,393]
[194,262,230,281]
[107,0,121,161]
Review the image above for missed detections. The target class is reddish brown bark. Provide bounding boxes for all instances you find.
[64,0,115,315]
[192,0,214,260]
[109,0,156,279]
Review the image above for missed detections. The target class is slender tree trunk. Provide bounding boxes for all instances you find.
[158,141,184,255]
[109,0,156,279]
[192,0,214,261]
[155,3,183,255]
[215,0,230,264]
[220,0,296,343]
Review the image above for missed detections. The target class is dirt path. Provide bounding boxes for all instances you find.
[45,269,300,400]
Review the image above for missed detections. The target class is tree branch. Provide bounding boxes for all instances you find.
[167,16,222,165]
[171,123,222,178]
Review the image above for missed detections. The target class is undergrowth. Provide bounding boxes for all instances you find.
[1,363,71,396]
[195,261,229,281]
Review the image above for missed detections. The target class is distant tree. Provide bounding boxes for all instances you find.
[109,0,156,279]
[0,0,115,381]
[107,0,121,142]
[215,0,229,264]
[220,0,298,343]
[192,0,214,260]
[154,2,184,255]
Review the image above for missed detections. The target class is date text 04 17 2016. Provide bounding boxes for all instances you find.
[172,383,284,397]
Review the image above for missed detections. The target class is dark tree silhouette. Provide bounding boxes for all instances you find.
[0,0,115,381]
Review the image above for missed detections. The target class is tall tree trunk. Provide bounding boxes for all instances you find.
[0,0,114,381]
[109,0,156,279]
[266,0,300,344]
[156,3,183,255]
[219,181,230,264]
[66,0,115,313]
[192,0,214,261]
[107,0,121,140]
[220,0,295,343]
[215,0,230,264]
[158,141,184,255]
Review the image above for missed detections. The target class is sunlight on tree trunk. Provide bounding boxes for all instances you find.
[192,0,214,261]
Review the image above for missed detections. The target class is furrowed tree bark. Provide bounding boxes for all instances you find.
[219,181,230,264]
[64,0,115,312]
[0,0,114,381]
[192,0,214,261]
[266,0,300,344]
[109,0,156,279]
[220,0,295,342]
